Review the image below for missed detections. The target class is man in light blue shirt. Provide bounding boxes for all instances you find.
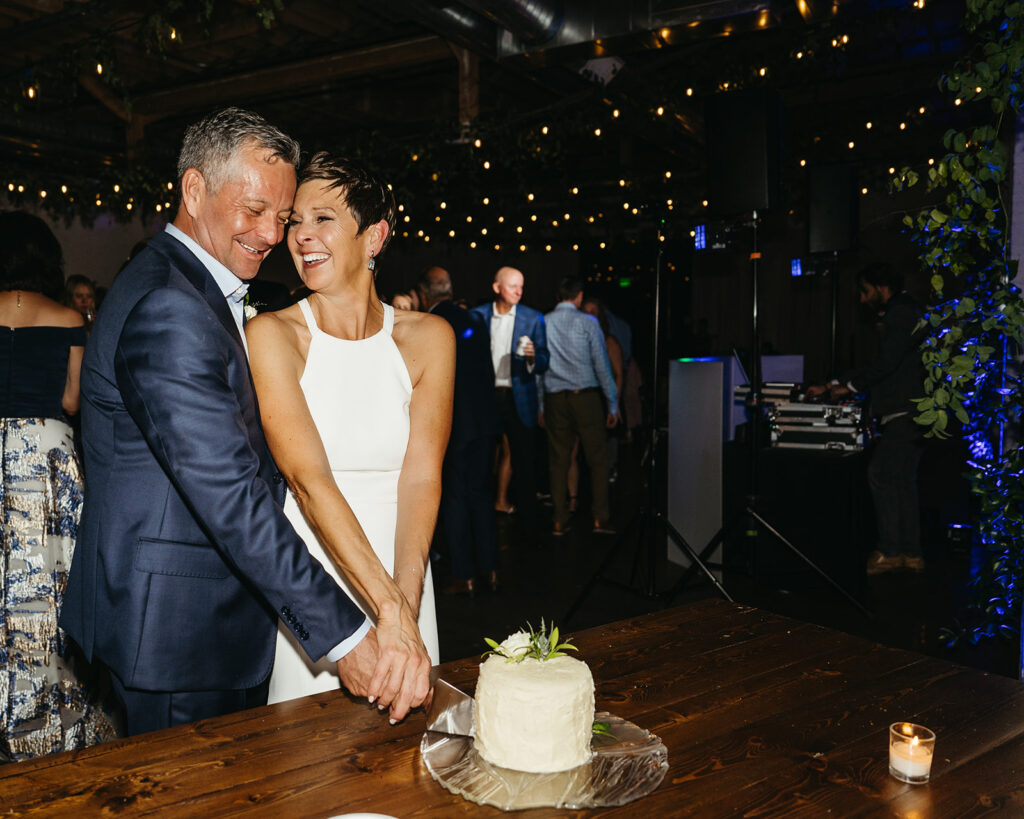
[541,276,619,535]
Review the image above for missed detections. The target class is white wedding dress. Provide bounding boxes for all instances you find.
[267,299,439,704]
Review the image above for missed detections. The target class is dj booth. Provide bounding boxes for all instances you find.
[721,442,873,596]
[668,358,873,597]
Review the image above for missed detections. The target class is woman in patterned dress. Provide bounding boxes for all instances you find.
[0,211,117,761]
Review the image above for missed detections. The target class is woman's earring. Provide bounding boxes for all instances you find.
[368,254,376,272]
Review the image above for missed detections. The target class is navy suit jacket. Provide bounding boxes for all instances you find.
[61,230,366,692]
[469,302,549,428]
[431,300,500,452]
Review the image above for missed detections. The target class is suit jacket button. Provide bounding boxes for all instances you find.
[273,472,283,484]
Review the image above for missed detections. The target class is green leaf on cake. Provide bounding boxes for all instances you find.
[592,721,615,738]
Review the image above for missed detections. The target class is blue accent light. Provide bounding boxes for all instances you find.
[461,327,474,339]
[791,258,802,277]
[694,224,706,250]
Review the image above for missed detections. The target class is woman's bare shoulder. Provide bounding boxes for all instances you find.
[42,298,84,328]
[393,308,453,345]
[245,303,305,351]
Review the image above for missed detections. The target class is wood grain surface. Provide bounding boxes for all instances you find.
[2,600,1022,817]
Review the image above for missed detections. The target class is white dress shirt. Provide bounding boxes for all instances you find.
[490,303,516,387]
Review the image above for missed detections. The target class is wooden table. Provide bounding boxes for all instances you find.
[3,600,1023,816]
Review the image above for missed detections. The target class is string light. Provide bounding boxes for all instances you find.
[470,241,477,249]
[27,86,36,99]
[664,171,672,179]
[918,106,926,114]
[861,187,868,195]
[541,125,549,135]
[759,67,767,77]
[865,121,872,129]
[799,159,807,167]
[656,106,664,116]
[527,193,534,201]
[594,128,602,137]
[60,185,67,193]
[612,109,620,118]
[571,187,579,195]
[899,122,907,130]
[169,26,177,39]
[482,197,489,205]
[848,141,855,149]
[483,160,491,168]
[439,201,446,209]
[686,87,693,96]
[474,138,482,148]
[39,190,46,198]
[96,63,103,75]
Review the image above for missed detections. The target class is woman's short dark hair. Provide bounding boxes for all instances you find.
[298,152,397,256]
[63,274,96,307]
[0,210,64,297]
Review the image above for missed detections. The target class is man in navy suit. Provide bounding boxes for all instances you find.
[419,267,501,595]
[61,108,428,735]
[470,266,549,533]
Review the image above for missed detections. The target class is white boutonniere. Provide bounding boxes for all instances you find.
[243,293,257,322]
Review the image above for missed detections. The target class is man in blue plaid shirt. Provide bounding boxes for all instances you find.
[541,276,619,536]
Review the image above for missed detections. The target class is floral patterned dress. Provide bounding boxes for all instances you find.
[1,325,117,762]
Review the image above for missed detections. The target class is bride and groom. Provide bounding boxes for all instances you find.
[60,107,452,734]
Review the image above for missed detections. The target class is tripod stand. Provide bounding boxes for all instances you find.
[662,211,871,618]
[564,242,732,626]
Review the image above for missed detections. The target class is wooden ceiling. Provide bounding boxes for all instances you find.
[0,0,968,221]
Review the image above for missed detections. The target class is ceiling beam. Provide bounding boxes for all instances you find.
[132,35,453,119]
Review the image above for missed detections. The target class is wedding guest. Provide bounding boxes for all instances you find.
[417,265,500,596]
[542,277,618,536]
[391,292,415,311]
[62,274,96,328]
[247,152,452,702]
[0,211,117,760]
[61,107,426,736]
[470,266,549,532]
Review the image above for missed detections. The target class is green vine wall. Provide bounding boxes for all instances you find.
[894,0,1024,658]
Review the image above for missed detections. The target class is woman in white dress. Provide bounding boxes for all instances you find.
[246,152,454,705]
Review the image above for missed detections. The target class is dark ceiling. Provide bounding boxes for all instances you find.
[0,0,968,240]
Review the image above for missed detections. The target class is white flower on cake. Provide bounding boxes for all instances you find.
[483,619,577,663]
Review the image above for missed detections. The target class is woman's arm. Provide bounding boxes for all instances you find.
[393,312,455,613]
[246,312,430,694]
[61,312,86,415]
[607,335,624,400]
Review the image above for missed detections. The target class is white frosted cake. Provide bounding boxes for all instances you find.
[473,628,595,773]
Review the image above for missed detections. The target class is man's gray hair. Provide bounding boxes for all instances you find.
[177,107,300,193]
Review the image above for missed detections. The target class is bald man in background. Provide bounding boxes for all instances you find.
[470,266,549,536]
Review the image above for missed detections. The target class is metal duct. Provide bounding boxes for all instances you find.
[457,0,565,46]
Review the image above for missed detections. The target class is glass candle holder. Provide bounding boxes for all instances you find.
[889,722,935,784]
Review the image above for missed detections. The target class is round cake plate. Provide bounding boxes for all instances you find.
[421,712,669,811]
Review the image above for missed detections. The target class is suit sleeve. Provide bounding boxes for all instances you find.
[113,287,366,662]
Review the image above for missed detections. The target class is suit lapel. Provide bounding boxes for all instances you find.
[152,231,247,354]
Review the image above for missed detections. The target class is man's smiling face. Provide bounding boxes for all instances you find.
[190,143,296,281]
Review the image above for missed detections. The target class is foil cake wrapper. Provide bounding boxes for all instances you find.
[421,711,669,811]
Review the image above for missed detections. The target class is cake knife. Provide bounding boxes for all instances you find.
[425,666,474,736]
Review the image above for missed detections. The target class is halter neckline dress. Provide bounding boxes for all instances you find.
[267,299,439,704]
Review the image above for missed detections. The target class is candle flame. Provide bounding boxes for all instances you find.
[911,736,919,749]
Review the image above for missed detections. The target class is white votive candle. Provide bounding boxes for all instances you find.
[888,722,935,784]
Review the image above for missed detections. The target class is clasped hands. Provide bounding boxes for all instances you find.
[335,599,431,724]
